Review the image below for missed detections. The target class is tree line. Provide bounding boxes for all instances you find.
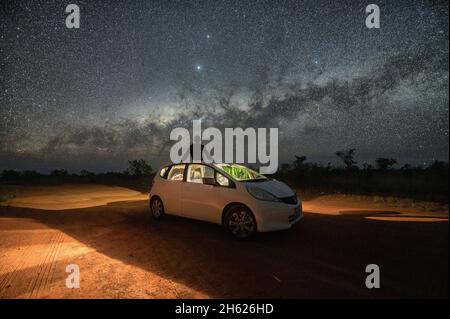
[0,150,448,202]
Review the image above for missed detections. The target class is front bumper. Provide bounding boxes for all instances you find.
[252,198,303,232]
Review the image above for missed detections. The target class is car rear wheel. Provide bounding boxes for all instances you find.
[150,197,164,219]
[224,205,256,239]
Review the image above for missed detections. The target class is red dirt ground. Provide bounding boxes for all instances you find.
[0,184,448,298]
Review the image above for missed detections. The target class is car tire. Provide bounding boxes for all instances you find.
[224,205,257,239]
[150,196,165,220]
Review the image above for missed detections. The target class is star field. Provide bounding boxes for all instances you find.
[0,0,448,172]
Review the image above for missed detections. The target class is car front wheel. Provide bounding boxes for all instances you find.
[224,205,257,239]
[150,197,164,219]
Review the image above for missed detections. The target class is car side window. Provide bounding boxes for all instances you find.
[159,166,169,179]
[167,164,185,182]
[187,164,214,184]
[216,172,230,187]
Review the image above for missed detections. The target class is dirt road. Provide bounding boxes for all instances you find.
[0,184,448,298]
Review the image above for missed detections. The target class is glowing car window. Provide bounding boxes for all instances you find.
[167,164,185,182]
[187,164,214,184]
[159,166,169,178]
[215,164,266,181]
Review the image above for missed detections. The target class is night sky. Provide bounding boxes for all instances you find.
[1,0,448,172]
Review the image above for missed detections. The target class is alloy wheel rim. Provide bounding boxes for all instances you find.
[152,200,162,217]
[229,211,254,237]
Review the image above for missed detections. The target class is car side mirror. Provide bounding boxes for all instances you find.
[202,177,217,186]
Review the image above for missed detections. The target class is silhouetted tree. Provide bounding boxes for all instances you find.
[1,170,21,181]
[279,163,291,173]
[23,170,40,178]
[426,160,449,172]
[80,170,95,177]
[293,155,307,169]
[375,158,397,171]
[335,149,357,169]
[50,169,69,177]
[400,164,412,170]
[126,159,154,177]
[22,170,41,181]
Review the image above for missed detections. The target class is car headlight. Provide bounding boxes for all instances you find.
[247,185,280,202]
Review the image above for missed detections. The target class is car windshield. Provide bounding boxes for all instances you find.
[214,164,267,181]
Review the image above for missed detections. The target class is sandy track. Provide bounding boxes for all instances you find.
[0,184,448,298]
[5,184,148,210]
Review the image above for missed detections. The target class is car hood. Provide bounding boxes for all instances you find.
[245,179,295,198]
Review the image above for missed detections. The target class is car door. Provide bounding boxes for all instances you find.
[181,164,221,224]
[161,164,185,215]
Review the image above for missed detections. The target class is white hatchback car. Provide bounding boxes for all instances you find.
[149,163,303,238]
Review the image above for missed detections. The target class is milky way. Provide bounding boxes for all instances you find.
[0,0,448,172]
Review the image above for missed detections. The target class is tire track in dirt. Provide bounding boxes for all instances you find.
[0,246,30,293]
[33,232,64,297]
[25,232,58,297]
[27,232,64,298]
[47,233,65,295]
[0,232,48,296]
